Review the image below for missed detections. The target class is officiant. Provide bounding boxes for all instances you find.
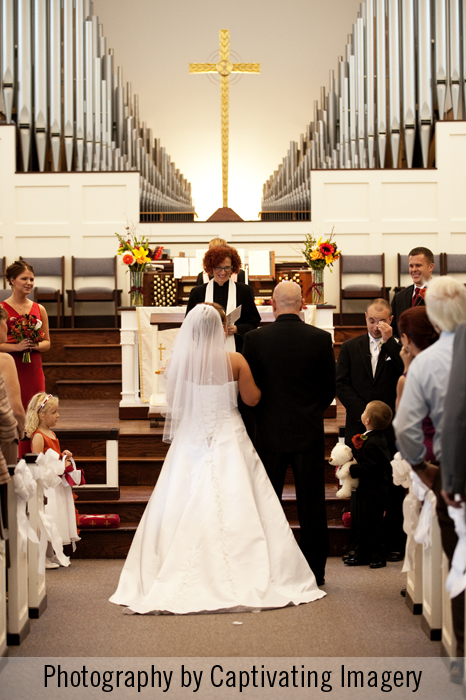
[186,245,260,352]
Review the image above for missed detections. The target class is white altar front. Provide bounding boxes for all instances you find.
[119,305,335,419]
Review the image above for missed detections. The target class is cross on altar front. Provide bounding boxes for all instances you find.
[189,30,260,209]
[158,343,166,361]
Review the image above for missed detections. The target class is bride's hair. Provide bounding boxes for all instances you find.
[162,304,235,443]
[203,301,227,326]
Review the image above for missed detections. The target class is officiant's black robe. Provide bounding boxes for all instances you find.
[186,281,260,352]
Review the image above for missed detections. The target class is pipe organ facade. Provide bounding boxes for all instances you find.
[261,0,466,219]
[0,0,194,220]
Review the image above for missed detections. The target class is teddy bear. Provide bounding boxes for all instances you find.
[328,442,359,499]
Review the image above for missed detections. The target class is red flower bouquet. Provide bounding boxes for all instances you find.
[351,433,368,450]
[9,314,45,363]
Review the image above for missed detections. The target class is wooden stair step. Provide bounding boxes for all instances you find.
[56,379,121,400]
[44,362,122,386]
[47,329,121,362]
[64,345,121,363]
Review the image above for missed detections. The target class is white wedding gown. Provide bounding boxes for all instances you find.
[110,382,325,614]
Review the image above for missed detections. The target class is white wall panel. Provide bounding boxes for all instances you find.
[82,185,128,223]
[323,183,370,221]
[16,236,71,257]
[448,135,466,220]
[15,186,70,223]
[381,183,438,221]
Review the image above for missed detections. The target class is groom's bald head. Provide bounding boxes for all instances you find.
[272,281,303,318]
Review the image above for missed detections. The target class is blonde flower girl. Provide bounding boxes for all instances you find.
[25,393,83,567]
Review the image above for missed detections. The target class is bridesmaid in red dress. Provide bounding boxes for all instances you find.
[0,260,51,455]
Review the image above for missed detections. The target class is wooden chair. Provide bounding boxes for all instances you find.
[339,253,388,325]
[20,256,65,327]
[395,253,444,291]
[68,256,121,328]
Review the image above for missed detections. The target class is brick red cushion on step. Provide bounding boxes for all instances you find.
[77,514,120,528]
[342,512,351,528]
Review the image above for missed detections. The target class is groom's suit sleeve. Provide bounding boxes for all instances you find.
[336,340,366,419]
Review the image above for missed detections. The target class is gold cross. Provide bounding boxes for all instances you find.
[158,343,166,361]
[189,30,260,208]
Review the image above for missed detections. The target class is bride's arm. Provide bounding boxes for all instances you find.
[229,353,261,407]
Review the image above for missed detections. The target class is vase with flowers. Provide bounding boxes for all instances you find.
[115,223,163,306]
[298,229,340,304]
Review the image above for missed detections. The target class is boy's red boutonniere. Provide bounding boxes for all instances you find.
[352,433,368,450]
[418,287,426,300]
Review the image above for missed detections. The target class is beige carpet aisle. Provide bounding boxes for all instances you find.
[8,558,442,657]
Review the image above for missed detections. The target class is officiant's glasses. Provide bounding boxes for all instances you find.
[214,265,232,272]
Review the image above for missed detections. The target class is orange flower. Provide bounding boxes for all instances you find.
[311,250,324,261]
[123,254,134,265]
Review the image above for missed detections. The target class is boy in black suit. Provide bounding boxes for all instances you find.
[345,400,393,569]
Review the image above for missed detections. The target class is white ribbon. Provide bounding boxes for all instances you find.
[445,504,466,599]
[33,450,70,572]
[403,468,437,549]
[391,454,423,572]
[13,460,39,553]
[205,278,237,352]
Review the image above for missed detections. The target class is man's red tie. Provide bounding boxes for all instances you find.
[411,287,420,307]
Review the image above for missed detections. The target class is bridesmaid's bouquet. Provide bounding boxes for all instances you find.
[9,314,45,362]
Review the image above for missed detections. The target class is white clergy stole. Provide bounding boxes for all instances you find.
[205,278,237,352]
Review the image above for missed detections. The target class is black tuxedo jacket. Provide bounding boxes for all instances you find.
[336,334,403,448]
[186,280,260,352]
[349,430,392,491]
[242,314,335,453]
[391,285,426,338]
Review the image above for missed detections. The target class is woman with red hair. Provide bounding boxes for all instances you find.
[186,245,260,352]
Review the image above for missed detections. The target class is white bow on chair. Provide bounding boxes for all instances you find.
[13,459,39,553]
[446,504,466,599]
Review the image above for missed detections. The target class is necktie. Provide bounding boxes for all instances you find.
[372,340,382,376]
[412,287,420,307]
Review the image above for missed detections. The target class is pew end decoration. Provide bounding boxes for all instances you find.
[328,442,358,499]
[116,223,163,306]
[297,229,340,304]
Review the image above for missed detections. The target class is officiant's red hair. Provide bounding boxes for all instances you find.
[203,245,242,275]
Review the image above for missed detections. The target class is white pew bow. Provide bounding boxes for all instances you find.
[445,504,466,599]
[391,453,422,572]
[13,460,39,553]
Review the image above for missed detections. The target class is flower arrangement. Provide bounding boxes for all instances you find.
[115,223,161,273]
[9,314,45,363]
[115,223,164,306]
[299,229,340,271]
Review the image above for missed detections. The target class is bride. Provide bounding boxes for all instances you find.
[110,303,325,614]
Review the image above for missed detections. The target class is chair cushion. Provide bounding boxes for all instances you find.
[35,286,58,294]
[343,284,382,292]
[75,286,115,294]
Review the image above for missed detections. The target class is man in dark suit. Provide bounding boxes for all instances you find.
[336,298,404,559]
[243,281,335,585]
[391,246,435,338]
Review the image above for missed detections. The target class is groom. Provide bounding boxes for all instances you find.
[243,281,335,585]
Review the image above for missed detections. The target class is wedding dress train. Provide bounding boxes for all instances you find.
[110,382,325,614]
